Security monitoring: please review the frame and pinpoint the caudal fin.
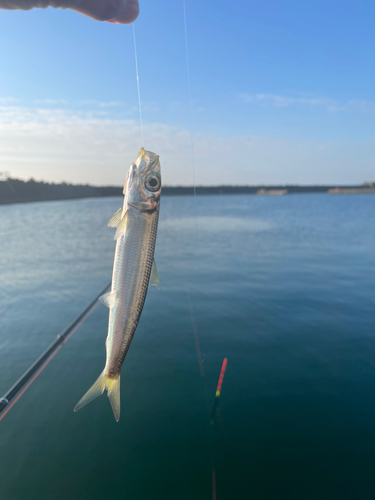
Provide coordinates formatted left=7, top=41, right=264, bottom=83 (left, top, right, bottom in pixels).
left=74, top=372, right=121, bottom=422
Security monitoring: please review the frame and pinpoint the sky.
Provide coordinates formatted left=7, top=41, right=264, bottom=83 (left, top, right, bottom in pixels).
left=0, top=0, right=374, bottom=186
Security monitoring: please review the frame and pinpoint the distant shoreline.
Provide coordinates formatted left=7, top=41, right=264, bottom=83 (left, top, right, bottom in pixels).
left=0, top=178, right=374, bottom=205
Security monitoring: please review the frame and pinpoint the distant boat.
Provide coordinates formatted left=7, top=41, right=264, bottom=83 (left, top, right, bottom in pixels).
left=256, top=188, right=288, bottom=196
left=328, top=183, right=375, bottom=195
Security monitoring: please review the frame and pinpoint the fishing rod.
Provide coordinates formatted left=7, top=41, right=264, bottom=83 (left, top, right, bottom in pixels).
left=0, top=282, right=111, bottom=420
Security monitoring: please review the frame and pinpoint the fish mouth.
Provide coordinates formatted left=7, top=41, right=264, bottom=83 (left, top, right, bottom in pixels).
left=136, top=148, right=160, bottom=170
left=134, top=148, right=149, bottom=169
left=138, top=147, right=148, bottom=161
left=125, top=148, right=160, bottom=211
left=133, top=148, right=161, bottom=185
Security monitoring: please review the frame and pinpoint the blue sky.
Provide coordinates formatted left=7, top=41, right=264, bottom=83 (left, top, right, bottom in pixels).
left=0, top=0, right=374, bottom=185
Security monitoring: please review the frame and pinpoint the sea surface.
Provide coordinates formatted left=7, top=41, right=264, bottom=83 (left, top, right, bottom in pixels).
left=1, top=194, right=375, bottom=500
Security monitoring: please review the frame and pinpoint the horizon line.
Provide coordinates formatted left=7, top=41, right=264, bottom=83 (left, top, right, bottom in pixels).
left=1, top=177, right=374, bottom=189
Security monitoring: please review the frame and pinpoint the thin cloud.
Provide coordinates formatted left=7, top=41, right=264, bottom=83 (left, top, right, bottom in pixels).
left=240, top=93, right=375, bottom=113
left=0, top=97, right=18, bottom=104
left=0, top=104, right=374, bottom=186
left=35, top=99, right=69, bottom=105
left=98, top=101, right=126, bottom=108
left=345, top=99, right=375, bottom=113
left=240, top=93, right=336, bottom=108
left=78, top=99, right=126, bottom=107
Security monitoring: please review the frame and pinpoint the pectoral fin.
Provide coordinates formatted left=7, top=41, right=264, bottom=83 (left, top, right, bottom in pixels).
left=149, top=259, right=160, bottom=289
left=114, top=211, right=128, bottom=240
left=99, top=291, right=116, bottom=308
left=108, top=208, right=123, bottom=228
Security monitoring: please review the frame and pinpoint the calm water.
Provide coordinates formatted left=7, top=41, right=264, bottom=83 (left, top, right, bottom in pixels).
left=1, top=194, right=375, bottom=500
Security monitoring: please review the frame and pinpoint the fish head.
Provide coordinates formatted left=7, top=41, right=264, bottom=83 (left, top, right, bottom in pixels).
left=126, top=148, right=161, bottom=211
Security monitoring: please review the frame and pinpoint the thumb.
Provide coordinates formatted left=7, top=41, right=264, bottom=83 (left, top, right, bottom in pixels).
left=70, top=0, right=139, bottom=24
left=0, top=0, right=139, bottom=24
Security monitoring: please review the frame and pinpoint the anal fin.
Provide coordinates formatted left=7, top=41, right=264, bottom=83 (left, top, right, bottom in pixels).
left=149, top=259, right=160, bottom=289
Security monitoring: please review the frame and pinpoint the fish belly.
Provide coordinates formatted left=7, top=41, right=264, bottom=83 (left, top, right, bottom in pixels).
left=105, top=206, right=159, bottom=378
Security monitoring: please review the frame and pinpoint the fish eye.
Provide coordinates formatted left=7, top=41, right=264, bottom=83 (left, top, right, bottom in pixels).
left=145, top=176, right=160, bottom=192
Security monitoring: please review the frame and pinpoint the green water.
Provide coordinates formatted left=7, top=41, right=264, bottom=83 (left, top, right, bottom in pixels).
left=1, top=194, right=375, bottom=499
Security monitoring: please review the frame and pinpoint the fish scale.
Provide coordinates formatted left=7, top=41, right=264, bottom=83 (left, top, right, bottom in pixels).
left=106, top=207, right=159, bottom=377
left=74, top=148, right=161, bottom=421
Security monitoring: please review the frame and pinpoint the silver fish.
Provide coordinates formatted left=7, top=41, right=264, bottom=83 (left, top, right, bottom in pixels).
left=74, top=148, right=161, bottom=421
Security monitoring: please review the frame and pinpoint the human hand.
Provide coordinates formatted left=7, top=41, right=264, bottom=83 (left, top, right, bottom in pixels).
left=0, top=0, right=139, bottom=24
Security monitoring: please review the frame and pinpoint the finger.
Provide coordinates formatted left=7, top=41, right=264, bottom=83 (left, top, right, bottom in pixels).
left=0, top=0, right=139, bottom=24
left=70, top=0, right=139, bottom=24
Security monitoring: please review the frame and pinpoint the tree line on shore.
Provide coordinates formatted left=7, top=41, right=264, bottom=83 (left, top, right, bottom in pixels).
left=0, top=177, right=366, bottom=205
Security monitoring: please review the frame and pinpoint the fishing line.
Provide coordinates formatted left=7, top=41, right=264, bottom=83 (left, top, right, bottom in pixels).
left=182, top=7, right=229, bottom=499
left=185, top=285, right=204, bottom=378
left=212, top=470, right=217, bottom=500
left=183, top=0, right=197, bottom=199
left=182, top=0, right=205, bottom=384
left=182, top=4, right=220, bottom=499
left=133, top=24, right=144, bottom=147
left=182, top=0, right=202, bottom=378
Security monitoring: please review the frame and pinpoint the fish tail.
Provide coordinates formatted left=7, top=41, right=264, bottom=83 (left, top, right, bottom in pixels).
left=74, top=372, right=121, bottom=422
left=107, top=376, right=121, bottom=422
